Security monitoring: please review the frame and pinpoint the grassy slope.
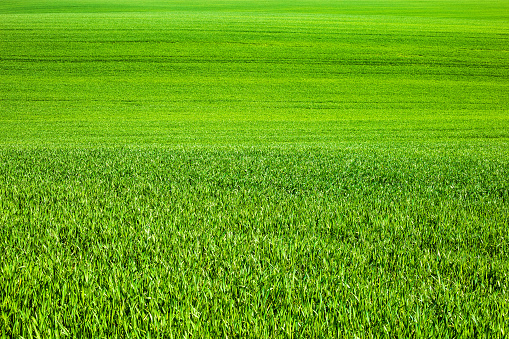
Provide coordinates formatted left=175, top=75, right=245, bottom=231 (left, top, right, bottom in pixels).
left=1, top=1, right=508, bottom=337
left=1, top=3, right=508, bottom=146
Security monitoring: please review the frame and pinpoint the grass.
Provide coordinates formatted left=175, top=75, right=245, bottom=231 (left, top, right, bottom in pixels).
left=1, top=0, right=508, bottom=337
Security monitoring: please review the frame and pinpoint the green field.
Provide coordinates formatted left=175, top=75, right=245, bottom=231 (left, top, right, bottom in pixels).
left=1, top=0, right=509, bottom=337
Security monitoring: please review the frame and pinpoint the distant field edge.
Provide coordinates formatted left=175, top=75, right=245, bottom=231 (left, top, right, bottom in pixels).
left=1, top=0, right=509, bottom=20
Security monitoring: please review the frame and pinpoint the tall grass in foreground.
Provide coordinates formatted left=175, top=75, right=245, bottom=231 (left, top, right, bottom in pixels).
left=1, top=145, right=508, bottom=337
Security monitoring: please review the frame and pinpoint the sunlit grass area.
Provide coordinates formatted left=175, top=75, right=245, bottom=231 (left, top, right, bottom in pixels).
left=1, top=1, right=508, bottom=337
